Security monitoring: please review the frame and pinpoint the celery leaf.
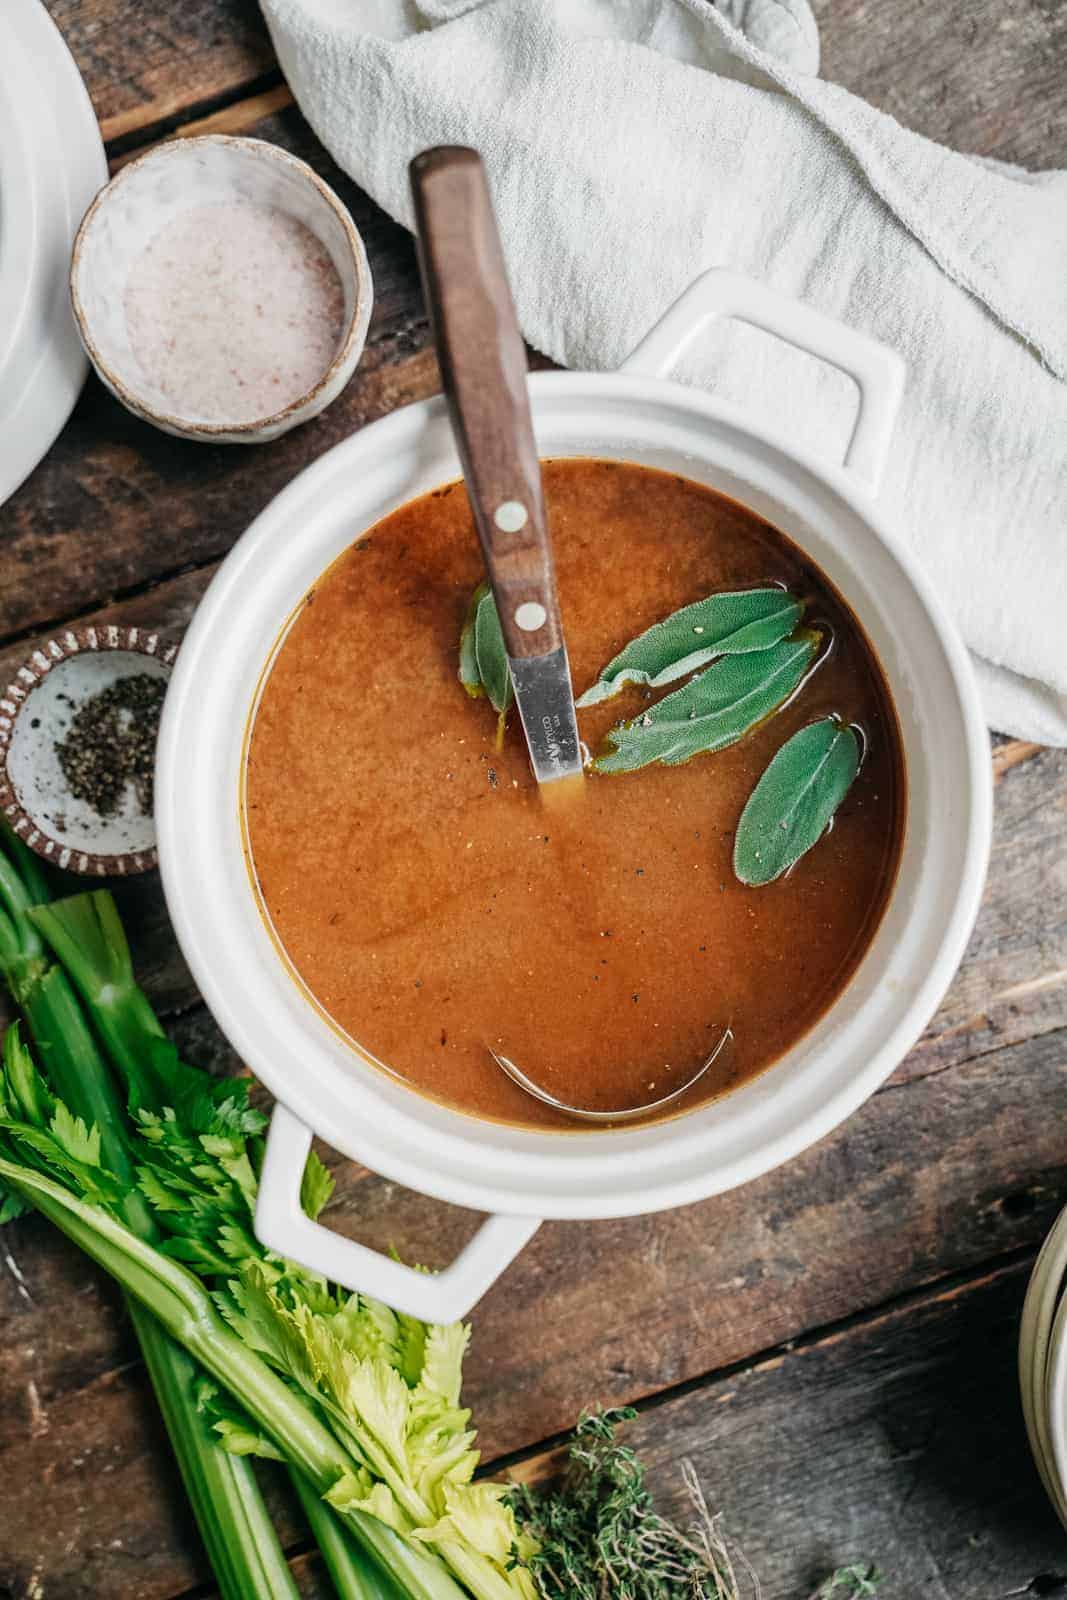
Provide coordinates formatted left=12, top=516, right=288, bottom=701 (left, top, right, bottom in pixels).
left=51, top=1101, right=102, bottom=1169
left=301, top=1148, right=335, bottom=1220
left=196, top=1379, right=285, bottom=1461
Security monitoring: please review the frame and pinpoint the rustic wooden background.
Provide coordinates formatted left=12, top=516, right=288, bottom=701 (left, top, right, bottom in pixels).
left=2, top=2, right=1066, bottom=1596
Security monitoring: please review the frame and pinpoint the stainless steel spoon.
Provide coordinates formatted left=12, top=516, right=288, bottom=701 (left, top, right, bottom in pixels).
left=490, top=1027, right=733, bottom=1124
left=409, top=145, right=583, bottom=790
left=410, top=145, right=728, bottom=1125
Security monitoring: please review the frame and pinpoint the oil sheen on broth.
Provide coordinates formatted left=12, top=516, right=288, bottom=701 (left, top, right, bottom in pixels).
left=245, top=460, right=905, bottom=1131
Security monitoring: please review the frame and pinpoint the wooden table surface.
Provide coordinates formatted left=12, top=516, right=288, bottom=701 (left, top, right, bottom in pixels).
left=2, top=3, right=1066, bottom=1596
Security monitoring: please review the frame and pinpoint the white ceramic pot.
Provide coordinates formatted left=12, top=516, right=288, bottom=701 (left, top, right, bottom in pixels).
left=157, top=269, right=992, bottom=1323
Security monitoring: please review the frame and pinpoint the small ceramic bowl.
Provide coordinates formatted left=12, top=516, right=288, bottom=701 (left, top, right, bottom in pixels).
left=0, top=625, right=178, bottom=875
left=70, top=136, right=373, bottom=443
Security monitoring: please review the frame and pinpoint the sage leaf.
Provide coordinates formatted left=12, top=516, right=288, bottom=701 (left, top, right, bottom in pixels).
left=593, top=633, right=819, bottom=774
left=458, top=586, right=484, bottom=699
left=474, top=586, right=513, bottom=716
left=458, top=582, right=513, bottom=746
left=576, top=587, right=804, bottom=707
left=734, top=717, right=861, bottom=886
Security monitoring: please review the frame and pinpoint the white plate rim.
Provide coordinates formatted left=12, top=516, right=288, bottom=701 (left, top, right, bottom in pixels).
left=0, top=1, right=106, bottom=509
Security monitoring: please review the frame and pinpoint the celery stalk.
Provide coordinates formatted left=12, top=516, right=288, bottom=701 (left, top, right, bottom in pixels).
left=28, top=890, right=164, bottom=1080
left=0, top=826, right=51, bottom=906
left=293, top=1471, right=410, bottom=1600
left=16, top=874, right=464, bottom=1599
left=25, top=890, right=435, bottom=1597
left=32, top=893, right=529, bottom=1600
left=134, top=1307, right=301, bottom=1600
left=20, top=879, right=535, bottom=1600
left=18, top=967, right=300, bottom=1599
left=14, top=963, right=154, bottom=1233
left=0, top=1158, right=467, bottom=1600
left=0, top=838, right=299, bottom=1600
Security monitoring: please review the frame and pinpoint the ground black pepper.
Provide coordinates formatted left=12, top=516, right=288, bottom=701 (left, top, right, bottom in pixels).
left=54, top=673, right=166, bottom=818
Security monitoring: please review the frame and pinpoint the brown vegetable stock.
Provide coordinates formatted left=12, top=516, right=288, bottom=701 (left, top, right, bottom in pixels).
left=245, top=460, right=905, bottom=1131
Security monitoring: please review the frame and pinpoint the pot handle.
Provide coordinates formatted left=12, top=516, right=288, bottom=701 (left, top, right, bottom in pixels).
left=620, top=268, right=905, bottom=494
left=254, top=1102, right=542, bottom=1322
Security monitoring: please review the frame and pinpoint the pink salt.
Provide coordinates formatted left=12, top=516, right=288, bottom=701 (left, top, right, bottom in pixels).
left=124, top=201, right=346, bottom=425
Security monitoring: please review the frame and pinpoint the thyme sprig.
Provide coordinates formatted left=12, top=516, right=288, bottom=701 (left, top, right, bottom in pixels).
left=510, top=1409, right=883, bottom=1600
left=509, top=1408, right=750, bottom=1600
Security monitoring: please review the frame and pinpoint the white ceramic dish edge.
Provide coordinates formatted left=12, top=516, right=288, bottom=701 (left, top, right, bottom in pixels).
left=157, top=270, right=992, bottom=1322
left=0, top=2, right=106, bottom=508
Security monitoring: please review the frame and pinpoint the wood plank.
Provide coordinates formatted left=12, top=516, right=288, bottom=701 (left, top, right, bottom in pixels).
left=504, top=1261, right=1067, bottom=1600
left=3, top=1016, right=1067, bottom=1594
left=814, top=0, right=1067, bottom=167
left=894, top=738, right=1067, bottom=1082
left=44, top=0, right=276, bottom=145
left=0, top=1343, right=315, bottom=1599
left=0, top=101, right=432, bottom=650
left=4, top=1237, right=1064, bottom=1595
left=109, top=85, right=295, bottom=170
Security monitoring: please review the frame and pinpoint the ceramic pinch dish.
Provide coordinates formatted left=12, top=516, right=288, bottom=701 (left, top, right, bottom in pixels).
left=157, top=268, right=993, bottom=1323
left=0, top=625, right=178, bottom=875
left=70, top=136, right=373, bottom=443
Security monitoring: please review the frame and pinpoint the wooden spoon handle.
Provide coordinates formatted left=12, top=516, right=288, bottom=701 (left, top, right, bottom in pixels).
left=410, top=146, right=562, bottom=660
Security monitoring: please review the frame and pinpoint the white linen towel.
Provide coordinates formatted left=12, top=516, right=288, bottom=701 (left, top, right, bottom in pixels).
left=261, top=0, right=1067, bottom=743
